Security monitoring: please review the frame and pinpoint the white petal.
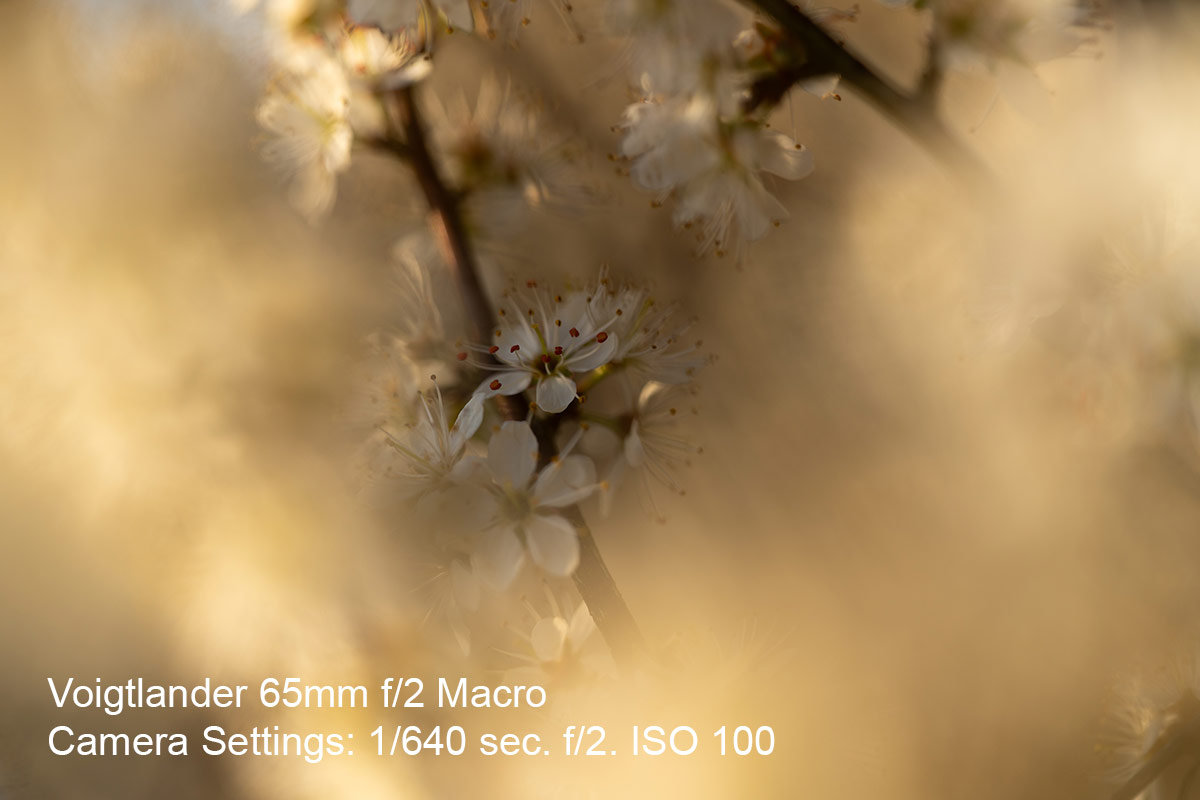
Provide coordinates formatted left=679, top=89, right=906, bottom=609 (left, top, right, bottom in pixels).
left=536, top=375, right=578, bottom=414
left=756, top=131, right=815, bottom=180
left=624, top=422, right=646, bottom=468
left=530, top=617, right=569, bottom=663
left=452, top=392, right=485, bottom=442
left=799, top=74, right=840, bottom=100
left=379, top=57, right=433, bottom=91
left=476, top=370, right=532, bottom=397
left=450, top=560, right=480, bottom=612
left=471, top=525, right=525, bottom=590
left=566, top=603, right=596, bottom=652
left=488, top=421, right=538, bottom=489
left=524, top=514, right=580, bottom=577
left=532, top=454, right=597, bottom=508
left=566, top=333, right=618, bottom=373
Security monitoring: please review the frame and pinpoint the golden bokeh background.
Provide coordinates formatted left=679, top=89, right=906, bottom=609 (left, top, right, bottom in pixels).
left=4, top=1, right=1200, bottom=797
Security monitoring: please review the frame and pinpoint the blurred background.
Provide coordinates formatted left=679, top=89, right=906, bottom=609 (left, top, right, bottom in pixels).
left=4, top=0, right=1200, bottom=797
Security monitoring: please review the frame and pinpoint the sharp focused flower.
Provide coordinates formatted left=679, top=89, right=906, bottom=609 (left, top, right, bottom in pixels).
left=471, top=422, right=597, bottom=587
left=473, top=285, right=619, bottom=414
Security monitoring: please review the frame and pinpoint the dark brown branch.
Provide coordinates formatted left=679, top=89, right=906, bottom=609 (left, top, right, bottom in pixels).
left=390, top=86, right=525, bottom=422
left=388, top=84, right=647, bottom=665
left=740, top=0, right=988, bottom=182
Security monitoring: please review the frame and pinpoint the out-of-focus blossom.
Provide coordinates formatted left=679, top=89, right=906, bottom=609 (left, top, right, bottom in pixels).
left=606, top=0, right=747, bottom=93
left=505, top=596, right=617, bottom=684
left=380, top=389, right=485, bottom=489
left=599, top=380, right=700, bottom=517
left=585, top=269, right=709, bottom=383
left=471, top=422, right=596, bottom=587
left=256, top=43, right=353, bottom=220
left=425, top=77, right=588, bottom=239
left=620, top=91, right=813, bottom=259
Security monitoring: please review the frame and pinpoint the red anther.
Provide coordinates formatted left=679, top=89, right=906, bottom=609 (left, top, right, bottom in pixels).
left=488, top=345, right=500, bottom=354
left=541, top=354, right=551, bottom=364
left=510, top=344, right=521, bottom=353
left=596, top=332, right=609, bottom=343
left=527, top=280, right=537, bottom=288
left=554, top=346, right=563, bottom=356
left=489, top=379, right=502, bottom=391
left=569, top=328, right=580, bottom=338
left=456, top=352, right=468, bottom=361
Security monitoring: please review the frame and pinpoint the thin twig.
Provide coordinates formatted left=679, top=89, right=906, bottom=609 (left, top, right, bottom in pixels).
left=740, top=0, right=989, bottom=182
left=388, top=84, right=647, bottom=665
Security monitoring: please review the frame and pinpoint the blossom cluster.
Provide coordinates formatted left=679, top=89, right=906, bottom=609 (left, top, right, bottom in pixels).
left=359, top=263, right=707, bottom=656
left=611, top=0, right=817, bottom=261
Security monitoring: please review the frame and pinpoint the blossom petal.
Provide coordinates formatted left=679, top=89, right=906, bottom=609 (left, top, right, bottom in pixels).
left=524, top=513, right=580, bottom=577
left=566, top=603, right=596, bottom=652
left=533, top=454, right=597, bottom=508
left=452, top=392, right=485, bottom=443
left=450, top=559, right=480, bottom=613
left=476, top=370, right=532, bottom=398
left=487, top=421, right=538, bottom=489
left=471, top=525, right=525, bottom=590
left=566, top=333, right=618, bottom=373
left=530, top=617, right=569, bottom=663
left=536, top=375, right=578, bottom=414
left=756, top=131, right=815, bottom=180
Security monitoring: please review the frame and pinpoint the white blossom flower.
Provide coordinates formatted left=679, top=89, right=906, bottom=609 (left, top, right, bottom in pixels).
left=606, top=0, right=746, bottom=93
left=599, top=381, right=701, bottom=519
left=256, top=44, right=353, bottom=220
left=471, top=422, right=596, bottom=587
left=504, top=596, right=617, bottom=684
left=339, top=24, right=431, bottom=88
left=425, top=77, right=587, bottom=239
left=337, top=24, right=432, bottom=137
left=584, top=269, right=709, bottom=384
left=620, top=91, right=813, bottom=259
left=933, top=0, right=1092, bottom=117
left=473, top=285, right=619, bottom=414
left=379, top=388, right=485, bottom=488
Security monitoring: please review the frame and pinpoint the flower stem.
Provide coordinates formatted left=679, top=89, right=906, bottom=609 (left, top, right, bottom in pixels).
left=388, top=84, right=647, bottom=665
left=739, top=0, right=989, bottom=182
